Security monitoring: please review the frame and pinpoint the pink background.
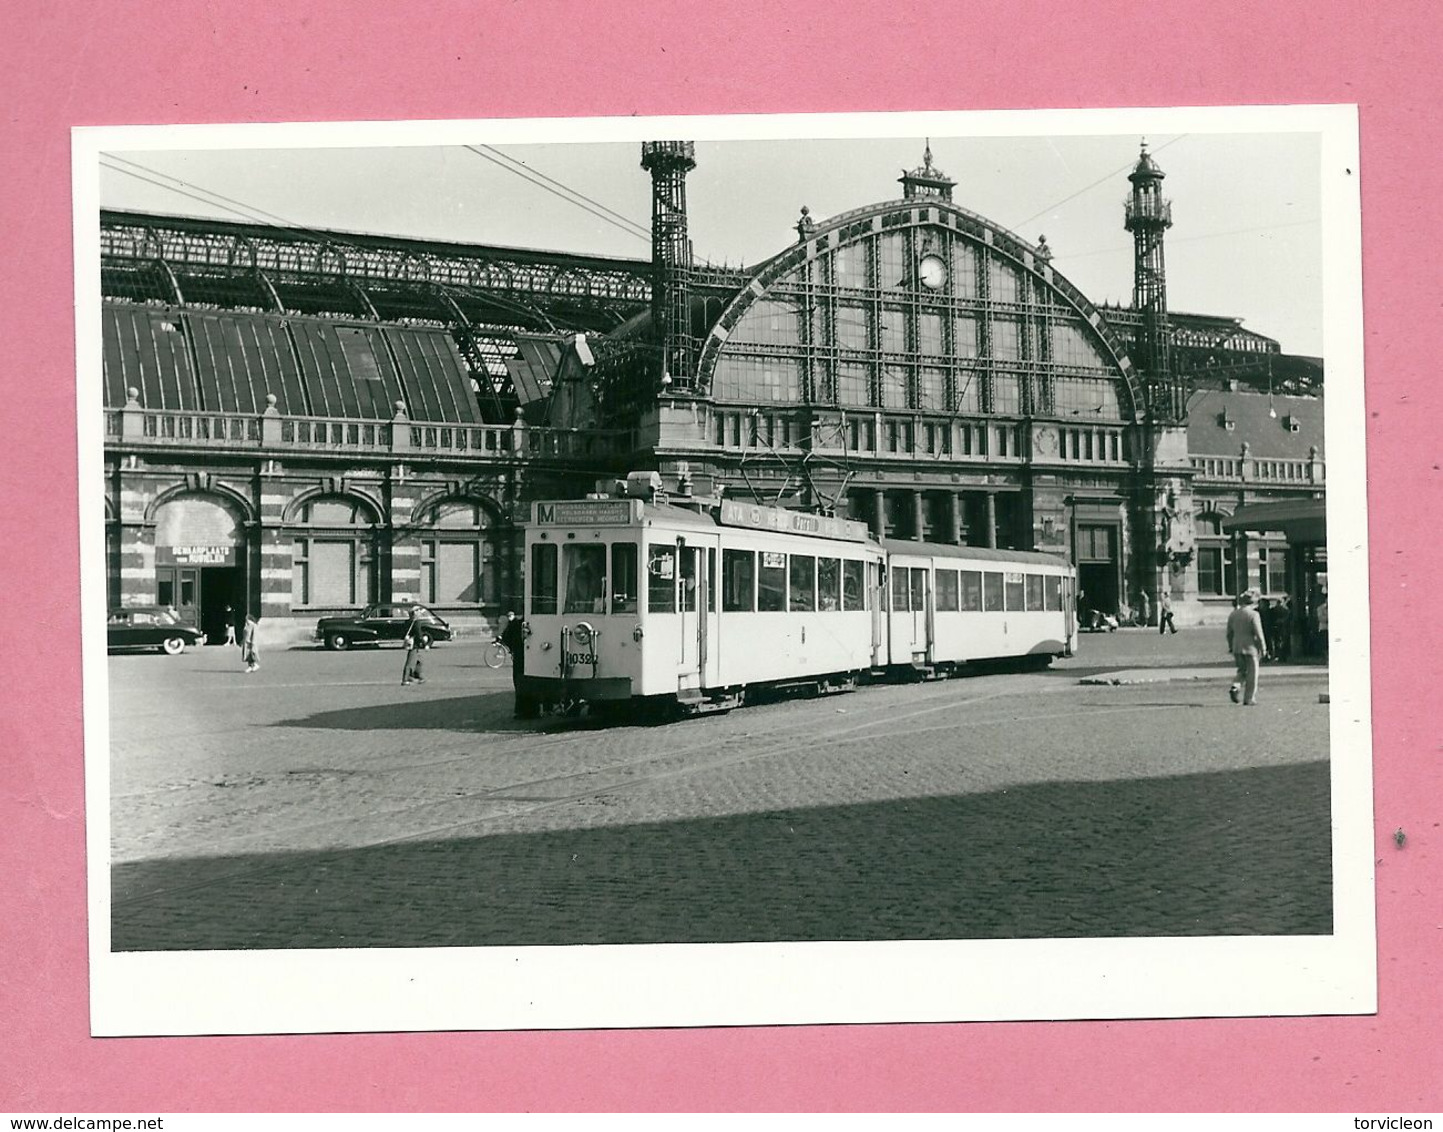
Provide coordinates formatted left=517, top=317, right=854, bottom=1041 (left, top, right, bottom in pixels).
left=2, top=0, right=1438, bottom=1112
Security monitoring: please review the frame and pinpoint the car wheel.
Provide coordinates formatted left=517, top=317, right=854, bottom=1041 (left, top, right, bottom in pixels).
left=327, top=633, right=349, bottom=651
left=162, top=636, right=187, bottom=656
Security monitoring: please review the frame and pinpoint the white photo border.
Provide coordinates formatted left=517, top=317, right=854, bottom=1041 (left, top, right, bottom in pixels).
left=75, top=104, right=1373, bottom=1036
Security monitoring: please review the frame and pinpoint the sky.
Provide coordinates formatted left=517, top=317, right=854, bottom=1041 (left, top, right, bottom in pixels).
left=99, top=127, right=1325, bottom=356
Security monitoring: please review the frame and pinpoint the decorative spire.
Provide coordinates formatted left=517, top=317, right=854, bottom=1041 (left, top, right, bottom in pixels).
left=900, top=140, right=955, bottom=202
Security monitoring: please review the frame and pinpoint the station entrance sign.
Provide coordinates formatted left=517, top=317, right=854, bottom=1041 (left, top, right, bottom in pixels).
left=718, top=500, right=870, bottom=543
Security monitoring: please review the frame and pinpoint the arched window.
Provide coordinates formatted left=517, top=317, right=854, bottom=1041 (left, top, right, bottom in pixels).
left=418, top=499, right=497, bottom=607
left=290, top=496, right=377, bottom=608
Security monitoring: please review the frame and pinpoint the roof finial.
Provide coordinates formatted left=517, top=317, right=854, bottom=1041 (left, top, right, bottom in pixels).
left=923, top=138, right=934, bottom=170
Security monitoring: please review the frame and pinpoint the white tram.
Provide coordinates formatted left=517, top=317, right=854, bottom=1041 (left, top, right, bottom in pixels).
left=516, top=484, right=1076, bottom=717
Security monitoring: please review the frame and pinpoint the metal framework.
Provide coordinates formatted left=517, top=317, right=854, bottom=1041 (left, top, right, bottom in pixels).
left=640, top=142, right=697, bottom=384
left=1124, top=142, right=1183, bottom=423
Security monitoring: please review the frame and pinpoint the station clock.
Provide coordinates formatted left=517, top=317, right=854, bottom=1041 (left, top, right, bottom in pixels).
left=918, top=254, right=947, bottom=290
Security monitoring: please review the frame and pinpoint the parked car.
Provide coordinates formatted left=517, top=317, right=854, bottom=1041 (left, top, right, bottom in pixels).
left=107, top=606, right=207, bottom=655
left=314, top=603, right=454, bottom=651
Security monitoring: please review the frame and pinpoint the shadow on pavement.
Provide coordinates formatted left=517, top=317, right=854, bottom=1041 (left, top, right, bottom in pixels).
left=112, top=760, right=1332, bottom=951
left=274, top=691, right=535, bottom=733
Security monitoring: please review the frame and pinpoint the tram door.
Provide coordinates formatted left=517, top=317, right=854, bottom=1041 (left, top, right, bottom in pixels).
left=888, top=561, right=933, bottom=665
left=677, top=541, right=719, bottom=692
left=869, top=560, right=885, bottom=667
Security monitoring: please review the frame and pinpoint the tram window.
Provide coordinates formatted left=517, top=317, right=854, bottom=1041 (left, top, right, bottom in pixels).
left=1045, top=574, right=1062, bottom=611
left=909, top=568, right=927, bottom=612
left=959, top=570, right=983, bottom=611
left=936, top=569, right=960, bottom=611
left=983, top=572, right=1004, bottom=611
left=647, top=545, right=676, bottom=613
left=1005, top=572, right=1026, bottom=611
left=530, top=542, right=558, bottom=615
left=790, top=555, right=817, bottom=612
left=563, top=544, right=607, bottom=614
left=722, top=549, right=755, bottom=612
left=842, top=560, right=866, bottom=611
left=891, top=567, right=911, bottom=612
left=758, top=551, right=786, bottom=611
left=680, top=548, right=699, bottom=612
left=611, top=543, right=638, bottom=614
left=818, top=558, right=841, bottom=611
left=1026, top=575, right=1044, bottom=611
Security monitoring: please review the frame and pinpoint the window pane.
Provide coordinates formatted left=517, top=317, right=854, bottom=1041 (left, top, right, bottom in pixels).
left=891, top=566, right=910, bottom=611
left=840, top=560, right=865, bottom=611
left=909, top=568, right=926, bottom=611
left=983, top=571, right=1004, bottom=611
left=758, top=552, right=786, bottom=611
left=438, top=541, right=481, bottom=604
left=312, top=541, right=355, bottom=606
left=647, top=545, right=676, bottom=613
left=562, top=544, right=607, bottom=614
left=530, top=542, right=557, bottom=615
left=680, top=547, right=700, bottom=613
left=1005, top=572, right=1026, bottom=611
left=159, top=576, right=175, bottom=607
left=1026, top=575, right=1044, bottom=611
left=960, top=570, right=983, bottom=611
left=818, top=557, right=841, bottom=611
left=722, top=549, right=755, bottom=612
left=611, top=543, right=638, bottom=613
left=789, top=555, right=816, bottom=612
left=1045, top=574, right=1062, bottom=611
left=936, top=569, right=960, bottom=611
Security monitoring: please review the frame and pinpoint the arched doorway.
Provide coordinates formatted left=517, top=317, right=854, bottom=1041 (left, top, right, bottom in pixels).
left=152, top=492, right=247, bottom=644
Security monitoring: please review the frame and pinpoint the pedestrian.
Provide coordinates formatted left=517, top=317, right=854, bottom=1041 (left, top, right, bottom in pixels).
left=1139, top=590, right=1153, bottom=628
left=223, top=605, right=236, bottom=646
left=401, top=608, right=427, bottom=685
left=1315, top=597, right=1329, bottom=659
left=1158, top=589, right=1177, bottom=635
left=1226, top=590, right=1268, bottom=706
left=1257, top=598, right=1275, bottom=661
left=499, top=610, right=534, bottom=718
left=1274, top=594, right=1294, bottom=662
left=241, top=613, right=259, bottom=673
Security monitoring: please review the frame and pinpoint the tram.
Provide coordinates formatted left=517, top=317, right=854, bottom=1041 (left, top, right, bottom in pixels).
left=516, top=477, right=1076, bottom=717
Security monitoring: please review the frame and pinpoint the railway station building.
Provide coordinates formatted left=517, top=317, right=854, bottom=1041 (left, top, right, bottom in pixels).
left=98, top=139, right=1326, bottom=647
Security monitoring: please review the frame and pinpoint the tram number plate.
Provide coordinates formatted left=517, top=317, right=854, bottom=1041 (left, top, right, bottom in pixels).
left=565, top=651, right=597, bottom=667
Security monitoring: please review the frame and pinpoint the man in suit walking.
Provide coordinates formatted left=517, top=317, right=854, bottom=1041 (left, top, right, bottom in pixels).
left=1226, top=590, right=1268, bottom=706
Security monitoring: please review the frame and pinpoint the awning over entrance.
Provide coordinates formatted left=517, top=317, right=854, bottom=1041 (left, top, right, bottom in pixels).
left=1223, top=498, right=1326, bottom=543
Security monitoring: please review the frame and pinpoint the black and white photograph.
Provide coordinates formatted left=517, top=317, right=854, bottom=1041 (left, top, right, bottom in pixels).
left=76, top=107, right=1372, bottom=1035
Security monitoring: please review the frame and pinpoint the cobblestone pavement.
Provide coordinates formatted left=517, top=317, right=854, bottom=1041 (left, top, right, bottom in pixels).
left=107, top=630, right=1332, bottom=950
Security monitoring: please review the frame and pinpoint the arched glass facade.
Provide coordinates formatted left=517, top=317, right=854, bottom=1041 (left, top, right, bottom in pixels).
left=709, top=218, right=1126, bottom=419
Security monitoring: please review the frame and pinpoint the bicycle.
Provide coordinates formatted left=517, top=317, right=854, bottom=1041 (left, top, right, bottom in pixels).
left=482, top=637, right=511, bottom=669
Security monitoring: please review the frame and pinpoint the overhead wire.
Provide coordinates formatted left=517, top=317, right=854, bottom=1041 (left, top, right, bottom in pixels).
left=462, top=145, right=652, bottom=246
left=466, top=144, right=652, bottom=242
left=99, top=155, right=575, bottom=330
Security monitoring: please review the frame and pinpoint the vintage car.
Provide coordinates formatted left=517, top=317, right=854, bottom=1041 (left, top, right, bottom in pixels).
left=107, top=606, right=207, bottom=655
left=313, top=603, right=454, bottom=651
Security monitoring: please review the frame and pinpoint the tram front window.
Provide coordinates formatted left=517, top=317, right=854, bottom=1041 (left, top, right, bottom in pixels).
left=563, top=544, right=607, bottom=614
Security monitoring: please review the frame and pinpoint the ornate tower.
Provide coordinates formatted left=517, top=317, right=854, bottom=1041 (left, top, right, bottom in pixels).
left=1124, top=140, right=1181, bottom=422
left=640, top=141, right=697, bottom=387
left=899, top=140, right=955, bottom=202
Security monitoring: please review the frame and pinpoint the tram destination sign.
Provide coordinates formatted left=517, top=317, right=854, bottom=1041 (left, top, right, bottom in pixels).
left=718, top=500, right=870, bottom=543
left=534, top=500, right=638, bottom=526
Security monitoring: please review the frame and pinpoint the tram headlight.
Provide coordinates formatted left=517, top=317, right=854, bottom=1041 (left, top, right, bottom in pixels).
left=632, top=625, right=644, bottom=642
left=573, top=621, right=597, bottom=646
